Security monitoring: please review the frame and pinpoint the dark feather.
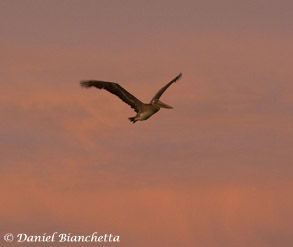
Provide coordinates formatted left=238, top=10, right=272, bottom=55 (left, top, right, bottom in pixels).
left=151, top=73, right=182, bottom=102
left=80, top=80, right=143, bottom=113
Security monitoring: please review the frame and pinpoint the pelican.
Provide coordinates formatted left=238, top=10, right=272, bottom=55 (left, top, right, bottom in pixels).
left=80, top=73, right=182, bottom=123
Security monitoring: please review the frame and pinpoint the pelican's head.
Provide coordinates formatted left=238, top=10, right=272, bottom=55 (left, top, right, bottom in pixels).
left=152, top=99, right=173, bottom=109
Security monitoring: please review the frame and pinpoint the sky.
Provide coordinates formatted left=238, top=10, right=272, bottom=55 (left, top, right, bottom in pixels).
left=0, top=0, right=293, bottom=246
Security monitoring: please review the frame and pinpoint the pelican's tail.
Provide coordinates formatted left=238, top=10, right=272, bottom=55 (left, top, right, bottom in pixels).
left=128, top=117, right=137, bottom=124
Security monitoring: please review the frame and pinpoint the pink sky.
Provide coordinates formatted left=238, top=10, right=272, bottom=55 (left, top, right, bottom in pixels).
left=1, top=1, right=293, bottom=246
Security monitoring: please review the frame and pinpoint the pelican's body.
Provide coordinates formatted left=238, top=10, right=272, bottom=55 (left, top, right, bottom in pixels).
left=80, top=73, right=182, bottom=123
left=130, top=102, right=160, bottom=122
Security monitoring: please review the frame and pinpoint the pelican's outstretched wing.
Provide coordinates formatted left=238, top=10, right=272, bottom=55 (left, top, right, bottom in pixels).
left=80, top=80, right=143, bottom=113
left=151, top=73, right=182, bottom=102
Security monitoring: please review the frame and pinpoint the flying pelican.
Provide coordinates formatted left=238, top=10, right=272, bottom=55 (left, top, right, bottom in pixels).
left=80, top=73, right=182, bottom=123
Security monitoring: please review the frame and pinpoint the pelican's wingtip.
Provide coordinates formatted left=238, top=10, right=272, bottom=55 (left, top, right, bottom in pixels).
left=80, top=80, right=92, bottom=88
left=174, top=73, right=183, bottom=82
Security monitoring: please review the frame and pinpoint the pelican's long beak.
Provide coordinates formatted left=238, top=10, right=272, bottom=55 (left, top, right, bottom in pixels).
left=157, top=100, right=173, bottom=109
